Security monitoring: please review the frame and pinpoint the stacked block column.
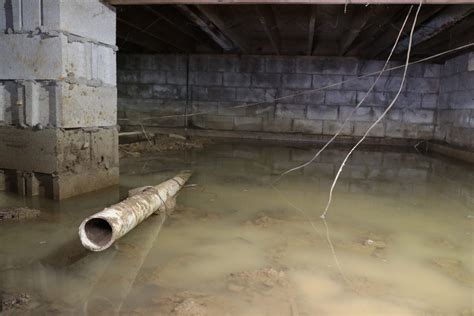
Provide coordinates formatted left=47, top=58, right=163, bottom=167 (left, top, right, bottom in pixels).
left=0, top=0, right=118, bottom=199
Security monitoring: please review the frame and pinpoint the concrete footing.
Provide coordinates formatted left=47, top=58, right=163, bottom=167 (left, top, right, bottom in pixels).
left=0, top=126, right=119, bottom=199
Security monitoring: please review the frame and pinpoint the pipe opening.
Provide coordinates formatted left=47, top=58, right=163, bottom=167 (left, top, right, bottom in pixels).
left=84, top=218, right=113, bottom=248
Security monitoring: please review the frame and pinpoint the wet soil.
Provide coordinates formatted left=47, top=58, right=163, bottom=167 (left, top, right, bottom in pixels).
left=119, top=136, right=211, bottom=158
left=0, top=207, right=40, bottom=221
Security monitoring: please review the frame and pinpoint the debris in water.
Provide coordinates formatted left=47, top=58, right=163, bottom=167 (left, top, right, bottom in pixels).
left=0, top=207, right=40, bottom=221
left=119, top=136, right=211, bottom=158
left=1, top=293, right=31, bottom=312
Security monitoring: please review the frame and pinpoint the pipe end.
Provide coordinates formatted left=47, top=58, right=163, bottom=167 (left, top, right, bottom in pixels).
left=79, top=217, right=114, bottom=252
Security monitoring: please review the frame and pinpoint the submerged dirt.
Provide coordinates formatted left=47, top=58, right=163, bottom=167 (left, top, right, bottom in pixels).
left=0, top=207, right=40, bottom=221
left=119, top=135, right=211, bottom=158
left=0, top=143, right=473, bottom=315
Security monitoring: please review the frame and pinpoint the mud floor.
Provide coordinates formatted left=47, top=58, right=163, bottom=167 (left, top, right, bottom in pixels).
left=0, top=142, right=473, bottom=315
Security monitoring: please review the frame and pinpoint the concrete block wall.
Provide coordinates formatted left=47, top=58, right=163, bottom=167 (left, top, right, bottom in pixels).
left=435, top=52, right=474, bottom=149
left=0, top=0, right=119, bottom=199
left=118, top=54, right=440, bottom=141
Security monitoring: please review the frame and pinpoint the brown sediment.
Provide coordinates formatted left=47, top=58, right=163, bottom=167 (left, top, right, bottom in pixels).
left=0, top=207, right=41, bottom=221
left=119, top=136, right=212, bottom=158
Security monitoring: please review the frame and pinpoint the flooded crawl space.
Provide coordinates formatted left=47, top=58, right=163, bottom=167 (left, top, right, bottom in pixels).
left=0, top=141, right=473, bottom=315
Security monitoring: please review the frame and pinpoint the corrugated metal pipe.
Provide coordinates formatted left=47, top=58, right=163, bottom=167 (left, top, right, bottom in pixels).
left=78, top=171, right=192, bottom=252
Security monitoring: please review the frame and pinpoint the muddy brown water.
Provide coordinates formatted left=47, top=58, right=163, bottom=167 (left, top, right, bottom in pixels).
left=0, top=142, right=473, bottom=315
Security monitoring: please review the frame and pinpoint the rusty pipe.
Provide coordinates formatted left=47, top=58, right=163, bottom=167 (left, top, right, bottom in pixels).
left=78, top=171, right=192, bottom=252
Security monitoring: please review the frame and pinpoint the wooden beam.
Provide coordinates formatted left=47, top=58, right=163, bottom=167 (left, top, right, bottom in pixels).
left=195, top=5, right=250, bottom=53
left=344, top=6, right=404, bottom=56
left=256, top=5, right=281, bottom=55
left=368, top=5, right=445, bottom=59
left=339, top=8, right=376, bottom=56
left=307, top=5, right=317, bottom=55
left=118, top=6, right=194, bottom=52
left=117, top=21, right=167, bottom=53
left=107, top=0, right=474, bottom=5
left=143, top=6, right=221, bottom=51
left=176, top=5, right=236, bottom=52
left=394, top=5, right=474, bottom=55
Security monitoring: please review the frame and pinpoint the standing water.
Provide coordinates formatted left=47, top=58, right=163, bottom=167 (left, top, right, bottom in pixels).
left=0, top=142, right=473, bottom=315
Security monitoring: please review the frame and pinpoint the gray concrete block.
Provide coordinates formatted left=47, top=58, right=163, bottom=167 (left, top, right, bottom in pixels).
left=424, top=64, right=442, bottom=78
left=357, top=91, right=391, bottom=107
left=421, top=94, right=438, bottom=109
left=353, top=121, right=385, bottom=137
left=223, top=73, right=251, bottom=87
left=118, top=70, right=140, bottom=83
left=237, top=56, right=264, bottom=73
left=450, top=91, right=473, bottom=109
left=191, top=86, right=208, bottom=101
left=197, top=115, right=233, bottom=130
left=282, top=74, right=312, bottom=89
left=207, top=87, right=236, bottom=102
left=94, top=44, right=117, bottom=86
left=416, top=124, right=434, bottom=139
left=154, top=55, right=186, bottom=71
left=120, top=84, right=152, bottom=99
left=0, top=33, right=63, bottom=80
left=208, top=55, right=237, bottom=72
left=166, top=71, right=187, bottom=85
left=265, top=57, right=296, bottom=73
left=393, top=93, right=422, bottom=108
left=325, top=91, right=356, bottom=105
left=262, top=118, right=292, bottom=132
left=339, top=106, right=374, bottom=122
left=192, top=101, right=218, bottom=113
left=307, top=105, right=338, bottom=120
left=252, top=73, right=281, bottom=88
left=452, top=109, right=472, bottom=127
left=278, top=89, right=324, bottom=105
left=265, top=89, right=279, bottom=102
left=140, top=70, right=166, bottom=84
left=235, top=88, right=265, bottom=102
left=387, top=109, right=403, bottom=121
left=385, top=121, right=405, bottom=138
left=275, top=104, right=306, bottom=119
left=322, top=120, right=353, bottom=136
left=469, top=52, right=474, bottom=72
left=342, top=76, right=376, bottom=91
left=189, top=55, right=209, bottom=72
left=357, top=60, right=386, bottom=76
left=217, top=102, right=247, bottom=116
left=374, top=76, right=405, bottom=92
left=58, top=83, right=117, bottom=128
left=153, top=85, right=185, bottom=100
left=191, top=72, right=222, bottom=86
left=295, top=57, right=324, bottom=74
left=406, top=78, right=439, bottom=94
left=234, top=116, right=263, bottom=131
left=403, top=109, right=434, bottom=124
left=57, top=0, right=116, bottom=45
left=323, top=57, right=359, bottom=75
left=312, top=75, right=343, bottom=90
left=292, top=118, right=323, bottom=134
